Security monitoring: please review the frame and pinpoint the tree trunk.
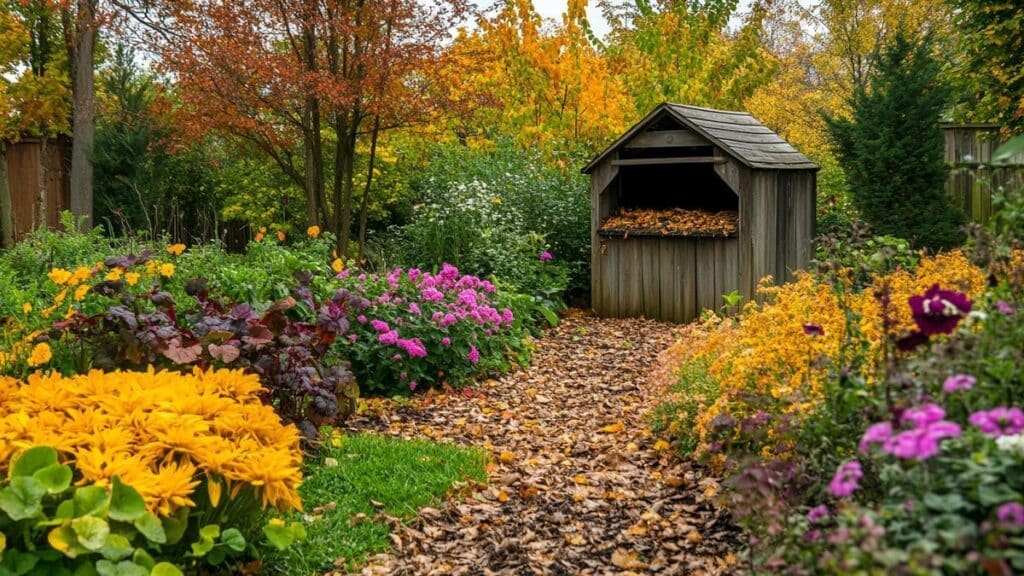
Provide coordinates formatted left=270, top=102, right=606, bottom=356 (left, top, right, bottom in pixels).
left=357, top=116, right=381, bottom=261
left=301, top=4, right=325, bottom=227
left=337, top=122, right=357, bottom=259
left=0, top=142, right=12, bottom=248
left=70, top=0, right=97, bottom=227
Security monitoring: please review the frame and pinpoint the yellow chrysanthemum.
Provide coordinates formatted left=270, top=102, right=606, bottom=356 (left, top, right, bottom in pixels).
left=159, top=263, right=175, bottom=278
left=21, top=302, right=31, bottom=314
left=48, top=268, right=72, bottom=285
left=27, top=342, right=52, bottom=367
left=125, top=272, right=140, bottom=286
left=69, top=267, right=92, bottom=286
left=306, top=225, right=320, bottom=238
left=73, top=284, right=90, bottom=302
left=331, top=258, right=344, bottom=273
left=166, top=244, right=186, bottom=256
left=105, top=268, right=124, bottom=282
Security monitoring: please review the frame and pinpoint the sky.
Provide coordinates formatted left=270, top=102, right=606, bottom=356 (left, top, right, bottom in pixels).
left=527, top=0, right=761, bottom=39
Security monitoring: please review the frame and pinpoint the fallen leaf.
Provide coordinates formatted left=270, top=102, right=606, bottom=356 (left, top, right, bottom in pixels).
left=600, top=421, right=625, bottom=434
left=653, top=439, right=671, bottom=451
left=564, top=533, right=586, bottom=546
left=498, top=451, right=515, bottom=464
left=611, top=549, right=648, bottom=570
left=496, top=490, right=509, bottom=503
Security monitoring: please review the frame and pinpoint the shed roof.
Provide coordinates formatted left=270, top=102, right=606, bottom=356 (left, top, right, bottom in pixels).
left=582, top=103, right=818, bottom=173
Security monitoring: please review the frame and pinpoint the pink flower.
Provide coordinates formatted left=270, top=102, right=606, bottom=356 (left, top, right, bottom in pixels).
left=409, top=380, right=418, bottom=391
left=440, top=313, right=457, bottom=327
left=348, top=334, right=358, bottom=344
left=441, top=337, right=451, bottom=347
left=859, top=421, right=893, bottom=453
left=468, top=345, right=479, bottom=364
left=357, top=315, right=368, bottom=324
left=421, top=288, right=444, bottom=302
left=378, top=330, right=399, bottom=345
left=807, top=505, right=829, bottom=524
left=883, top=421, right=961, bottom=460
left=370, top=319, right=390, bottom=333
left=908, top=285, right=971, bottom=336
left=540, top=251, right=552, bottom=262
left=457, top=289, right=478, bottom=308
left=502, top=308, right=514, bottom=323
left=408, top=303, right=421, bottom=315
left=969, top=407, right=1024, bottom=437
left=828, top=460, right=862, bottom=498
left=903, top=403, right=946, bottom=428
left=397, top=338, right=428, bottom=358
left=997, top=502, right=1024, bottom=528
left=942, top=374, right=975, bottom=393
left=996, top=300, right=1016, bottom=315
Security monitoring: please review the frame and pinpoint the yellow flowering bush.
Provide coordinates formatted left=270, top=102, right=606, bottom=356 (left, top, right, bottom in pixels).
left=0, top=367, right=303, bottom=517
left=662, top=250, right=987, bottom=464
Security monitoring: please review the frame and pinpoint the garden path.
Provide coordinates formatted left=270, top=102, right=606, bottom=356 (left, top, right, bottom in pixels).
left=343, top=312, right=738, bottom=575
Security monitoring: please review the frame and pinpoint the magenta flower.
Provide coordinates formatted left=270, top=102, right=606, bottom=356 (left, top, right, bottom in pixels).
left=408, top=380, right=418, bottom=391
left=378, top=330, right=399, bottom=346
left=357, top=315, right=368, bottom=324
left=408, top=303, right=421, bottom=315
left=468, top=345, right=480, bottom=364
left=370, top=319, right=390, bottom=333
left=502, top=308, right=514, bottom=323
left=996, top=300, right=1016, bottom=315
left=803, top=323, right=825, bottom=336
left=441, top=337, right=451, bottom=347
left=903, top=403, right=946, bottom=428
left=348, top=334, right=358, bottom=344
left=883, top=421, right=961, bottom=460
left=997, top=502, right=1024, bottom=528
left=440, top=313, right=457, bottom=327
left=807, top=504, right=829, bottom=524
left=828, top=460, right=862, bottom=498
left=942, top=374, right=975, bottom=393
left=859, top=421, right=893, bottom=453
left=421, top=288, right=444, bottom=302
left=969, top=407, right=1024, bottom=437
left=457, top=289, right=478, bottom=308
left=397, top=338, right=428, bottom=358
left=540, top=251, right=553, bottom=262
left=908, top=285, right=972, bottom=336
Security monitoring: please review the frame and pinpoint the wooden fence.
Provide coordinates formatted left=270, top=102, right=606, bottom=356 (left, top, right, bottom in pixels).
left=0, top=137, right=71, bottom=248
left=943, top=124, right=1024, bottom=224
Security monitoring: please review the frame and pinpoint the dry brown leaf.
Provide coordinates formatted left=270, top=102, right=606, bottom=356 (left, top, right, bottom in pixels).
left=498, top=451, right=516, bottom=464
left=611, top=549, right=648, bottom=570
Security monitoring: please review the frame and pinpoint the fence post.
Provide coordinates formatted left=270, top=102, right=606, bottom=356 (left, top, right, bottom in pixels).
left=0, top=142, right=12, bottom=248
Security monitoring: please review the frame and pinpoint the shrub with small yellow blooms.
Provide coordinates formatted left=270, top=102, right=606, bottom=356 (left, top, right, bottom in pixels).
left=663, top=250, right=987, bottom=465
left=0, top=368, right=303, bottom=517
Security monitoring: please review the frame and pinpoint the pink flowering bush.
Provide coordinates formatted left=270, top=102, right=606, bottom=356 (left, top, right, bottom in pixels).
left=332, top=264, right=530, bottom=395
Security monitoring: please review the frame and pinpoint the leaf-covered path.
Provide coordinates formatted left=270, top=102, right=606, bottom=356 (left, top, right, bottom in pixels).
left=343, top=312, right=739, bottom=575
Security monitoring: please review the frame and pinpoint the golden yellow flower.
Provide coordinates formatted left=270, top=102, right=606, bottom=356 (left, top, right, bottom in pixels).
left=491, top=196, right=501, bottom=205
left=27, top=342, right=52, bottom=367
left=125, top=272, right=140, bottom=286
left=331, top=258, right=344, bottom=273
left=69, top=267, right=92, bottom=286
left=259, top=226, right=267, bottom=234
left=105, top=268, right=123, bottom=282
left=48, top=268, right=72, bottom=285
left=307, top=225, right=320, bottom=238
left=159, top=263, right=175, bottom=278
left=73, top=284, right=90, bottom=302
left=21, top=302, right=31, bottom=314
left=166, top=243, right=186, bottom=256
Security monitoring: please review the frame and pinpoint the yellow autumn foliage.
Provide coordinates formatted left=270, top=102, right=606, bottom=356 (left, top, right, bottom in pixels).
left=0, top=368, right=303, bottom=517
left=670, top=250, right=986, bottom=462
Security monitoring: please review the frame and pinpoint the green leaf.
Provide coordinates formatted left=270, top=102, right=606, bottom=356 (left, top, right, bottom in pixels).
left=74, top=486, right=109, bottom=518
left=262, top=522, right=296, bottom=550
left=189, top=537, right=214, bottom=558
left=132, top=513, right=166, bottom=544
left=0, top=477, right=47, bottom=520
left=923, top=492, right=967, bottom=512
left=978, top=483, right=1021, bottom=506
left=149, top=564, right=183, bottom=576
left=55, top=500, right=75, bottom=520
left=98, top=534, right=133, bottom=562
left=107, top=477, right=145, bottom=522
left=34, top=464, right=73, bottom=494
left=48, top=525, right=90, bottom=559
left=71, top=516, right=110, bottom=551
left=73, top=563, right=100, bottom=576
left=537, top=306, right=559, bottom=327
left=160, top=508, right=189, bottom=546
left=220, top=528, right=245, bottom=553
left=130, top=549, right=154, bottom=570
left=10, top=446, right=59, bottom=479
left=198, top=524, right=220, bottom=540
left=289, top=522, right=307, bottom=541
left=994, top=134, right=1024, bottom=163
left=94, top=560, right=147, bottom=576
left=206, top=547, right=226, bottom=566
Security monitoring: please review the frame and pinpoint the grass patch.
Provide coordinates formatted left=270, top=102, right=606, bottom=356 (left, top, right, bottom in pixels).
left=266, top=434, right=488, bottom=575
left=648, top=359, right=721, bottom=455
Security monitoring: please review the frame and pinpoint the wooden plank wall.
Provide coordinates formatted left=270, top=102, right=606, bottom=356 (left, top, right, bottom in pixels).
left=595, top=235, right=739, bottom=322
left=775, top=171, right=816, bottom=282
left=1, top=138, right=71, bottom=246
left=590, top=152, right=619, bottom=313
left=942, top=125, right=1024, bottom=225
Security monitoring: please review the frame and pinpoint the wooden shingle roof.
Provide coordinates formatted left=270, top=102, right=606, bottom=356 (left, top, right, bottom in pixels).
left=582, top=103, right=818, bottom=173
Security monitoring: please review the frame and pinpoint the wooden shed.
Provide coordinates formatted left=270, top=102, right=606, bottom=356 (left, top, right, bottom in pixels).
left=583, top=103, right=818, bottom=323
left=942, top=123, right=1024, bottom=224
left=0, top=137, right=72, bottom=248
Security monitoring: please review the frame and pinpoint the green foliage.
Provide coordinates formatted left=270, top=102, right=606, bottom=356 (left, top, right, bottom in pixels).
left=396, top=140, right=585, bottom=302
left=268, top=434, right=487, bottom=574
left=949, top=0, right=1024, bottom=132
left=814, top=224, right=920, bottom=288
left=825, top=31, right=966, bottom=251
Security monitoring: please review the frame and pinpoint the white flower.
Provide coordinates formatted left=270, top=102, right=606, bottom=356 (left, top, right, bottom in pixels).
left=995, top=434, right=1024, bottom=455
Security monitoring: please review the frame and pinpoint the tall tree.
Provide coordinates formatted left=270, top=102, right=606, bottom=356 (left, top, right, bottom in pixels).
left=66, top=0, right=97, bottom=225
left=151, top=0, right=465, bottom=257
left=825, top=31, right=964, bottom=250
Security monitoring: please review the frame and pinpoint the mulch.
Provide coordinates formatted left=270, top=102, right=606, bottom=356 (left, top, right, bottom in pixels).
left=338, top=311, right=740, bottom=575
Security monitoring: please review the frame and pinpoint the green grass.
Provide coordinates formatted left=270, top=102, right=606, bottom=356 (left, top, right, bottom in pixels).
left=266, top=434, right=488, bottom=575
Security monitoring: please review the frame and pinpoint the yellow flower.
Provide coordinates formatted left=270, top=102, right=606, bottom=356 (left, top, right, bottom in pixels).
left=306, top=225, right=320, bottom=238
left=259, top=226, right=267, bottom=234
left=105, top=268, right=124, bottom=282
left=166, top=244, right=186, bottom=256
left=48, top=268, right=72, bottom=285
left=125, top=272, right=140, bottom=286
left=159, top=263, right=175, bottom=278
left=27, top=343, right=52, bottom=367
left=491, top=196, right=502, bottom=205
left=73, top=285, right=90, bottom=302
left=331, top=258, right=344, bottom=273
left=69, top=267, right=92, bottom=286
left=21, top=303, right=31, bottom=314
left=276, top=230, right=286, bottom=242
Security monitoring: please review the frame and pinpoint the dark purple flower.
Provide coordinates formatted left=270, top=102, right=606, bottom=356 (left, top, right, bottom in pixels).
left=943, top=374, right=975, bottom=393
left=896, top=331, right=929, bottom=351
left=996, top=300, right=1016, bottom=315
left=828, top=460, right=862, bottom=498
left=908, top=285, right=972, bottom=336
left=803, top=323, right=825, bottom=336
left=859, top=421, right=893, bottom=453
left=969, top=407, right=1024, bottom=437
left=540, top=251, right=553, bottom=262
left=807, top=505, right=830, bottom=524
left=996, top=502, right=1024, bottom=528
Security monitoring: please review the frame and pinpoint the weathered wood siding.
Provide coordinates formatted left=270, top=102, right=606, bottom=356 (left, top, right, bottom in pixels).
left=1, top=138, right=71, bottom=247
left=942, top=124, right=1024, bottom=225
left=594, top=234, right=739, bottom=322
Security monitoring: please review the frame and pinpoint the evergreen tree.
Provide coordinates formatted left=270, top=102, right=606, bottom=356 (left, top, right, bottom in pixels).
left=826, top=31, right=965, bottom=251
